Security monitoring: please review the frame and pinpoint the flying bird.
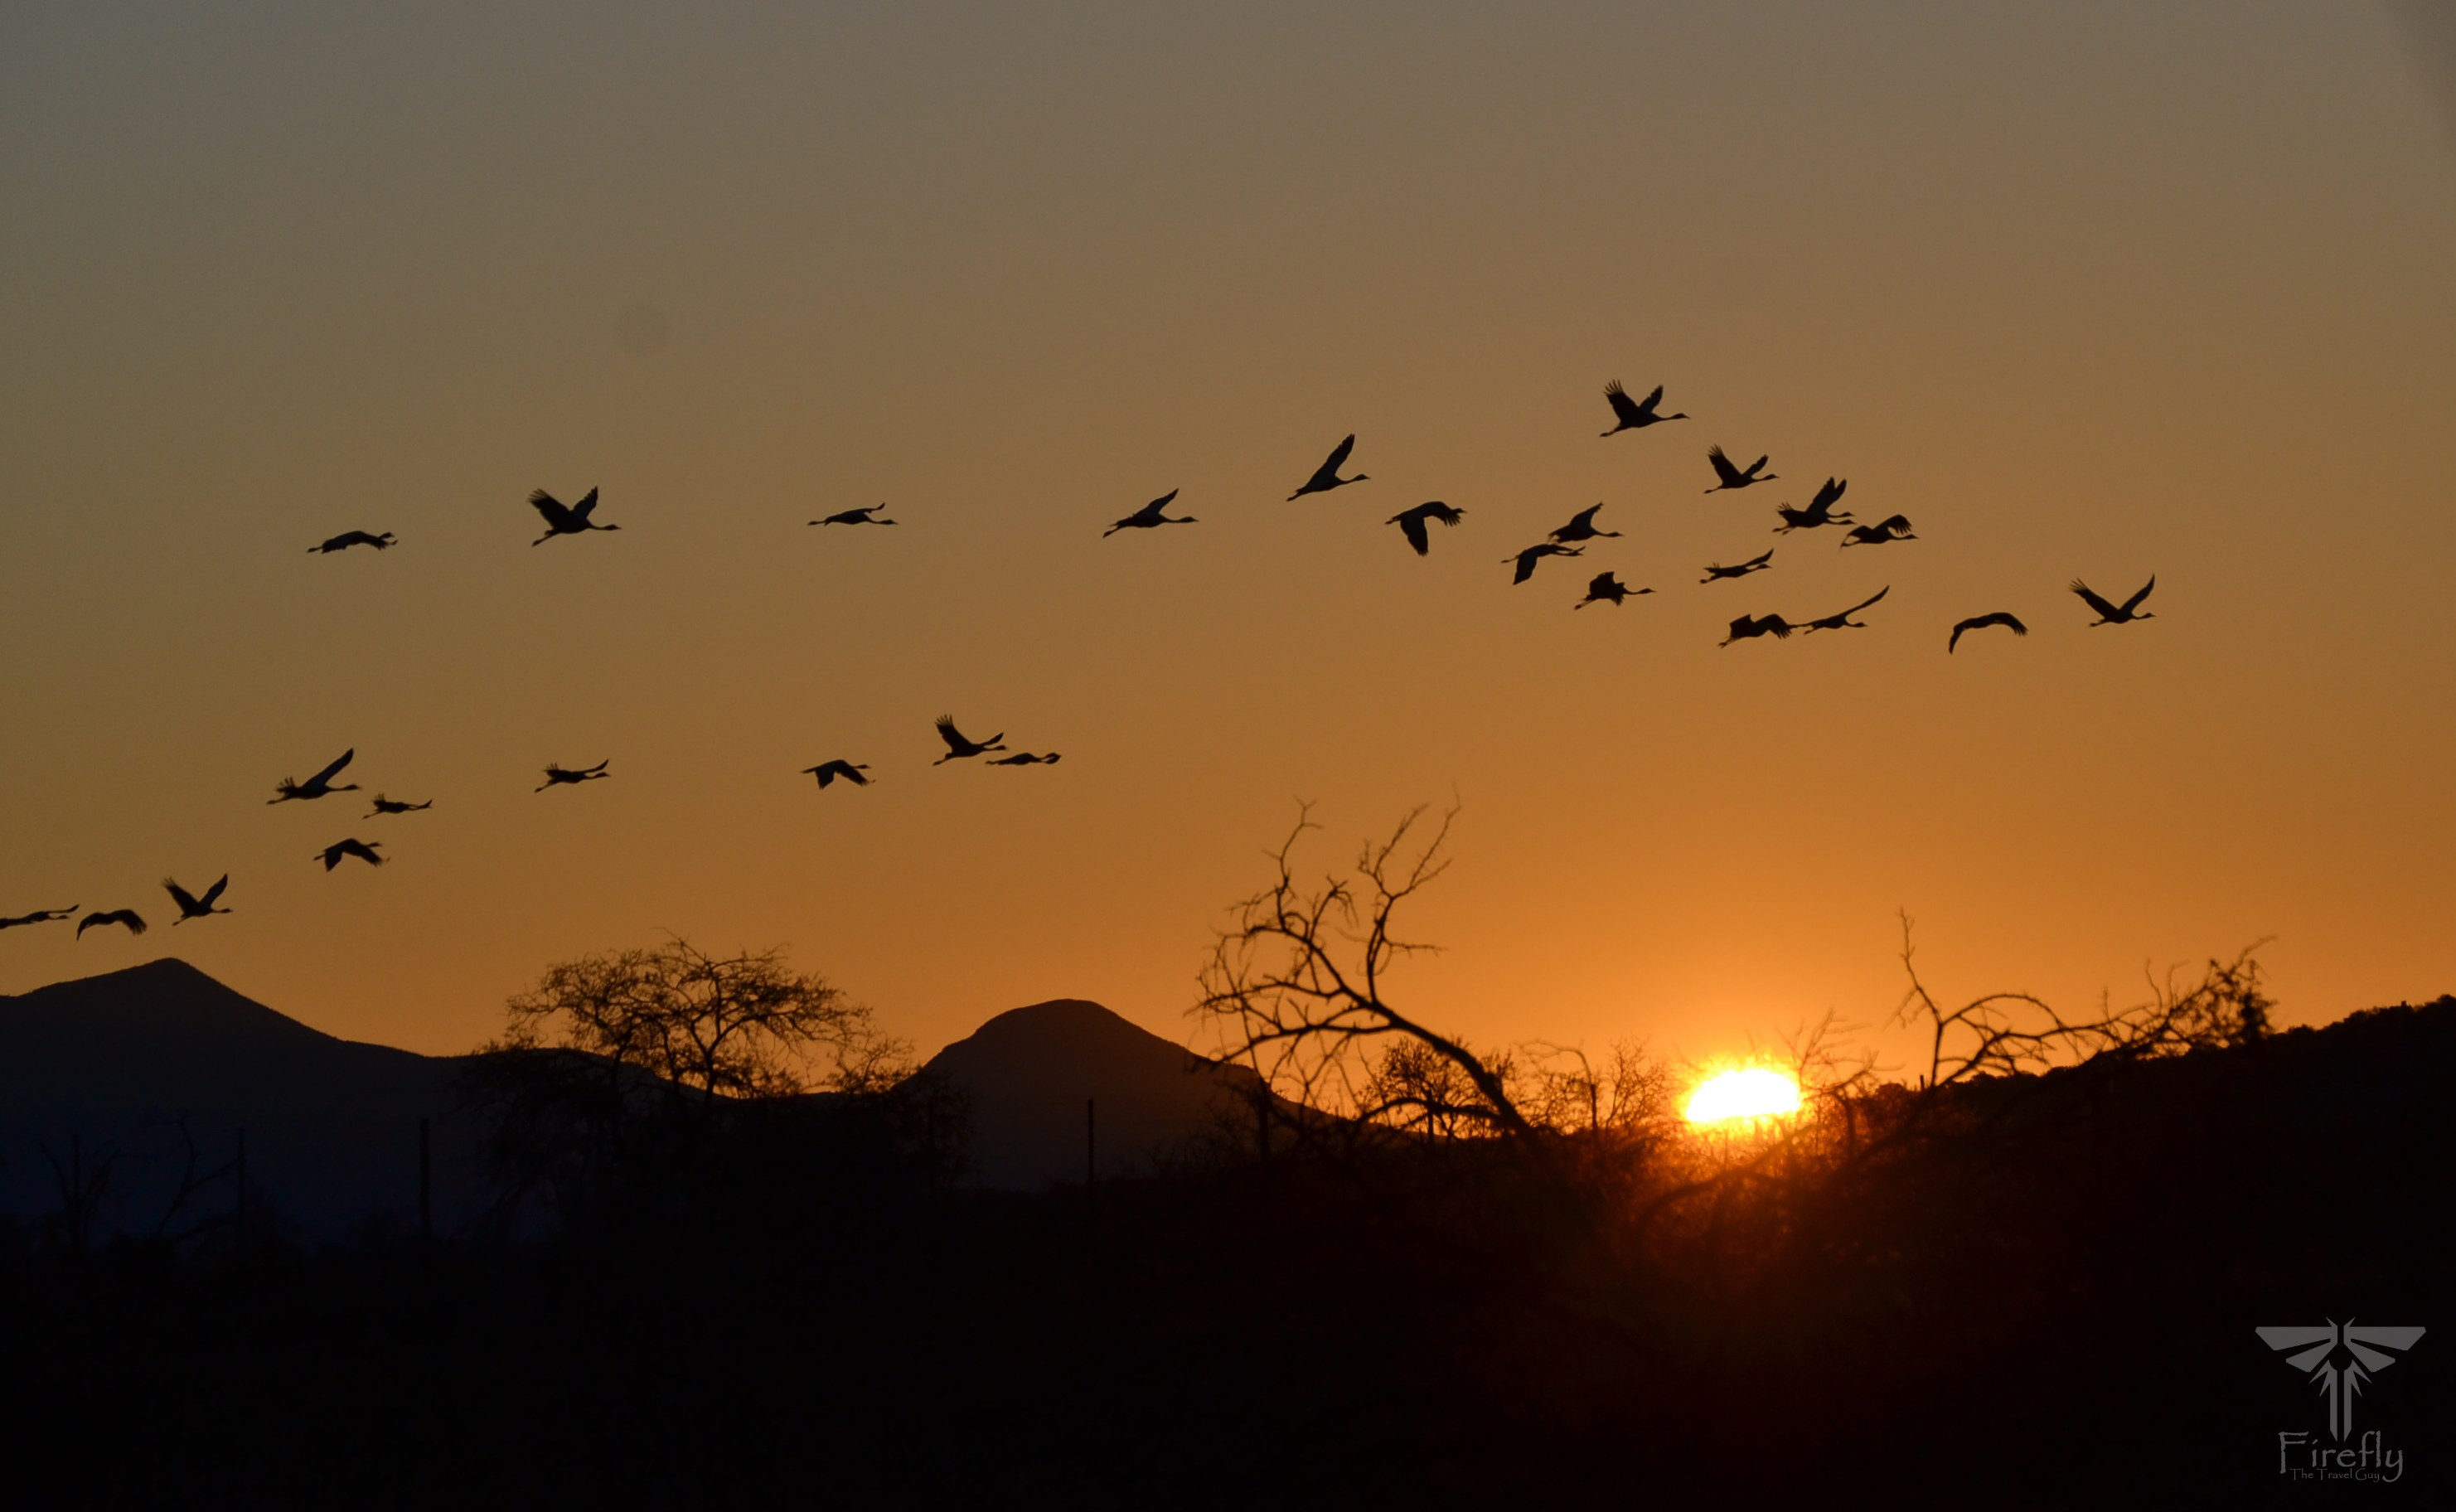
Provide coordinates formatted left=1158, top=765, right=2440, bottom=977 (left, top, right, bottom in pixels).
left=0, top=906, right=79, bottom=931
left=1801, top=586, right=1891, bottom=632
left=2071, top=576, right=2157, bottom=625
left=316, top=838, right=385, bottom=871
left=1601, top=381, right=1687, bottom=436
left=1575, top=572, right=1652, bottom=609
left=535, top=760, right=610, bottom=792
left=1773, top=478, right=1853, bottom=534
left=366, top=794, right=434, bottom=816
left=1506, top=543, right=1585, bottom=585
left=308, top=531, right=396, bottom=554
left=75, top=909, right=148, bottom=938
left=1840, top=514, right=1916, bottom=547
left=810, top=504, right=897, bottom=526
left=1287, top=435, right=1368, bottom=500
left=1387, top=502, right=1465, bottom=556
left=933, top=717, right=1007, bottom=764
left=802, top=760, right=872, bottom=788
left=162, top=875, right=233, bottom=923
left=1949, top=612, right=2029, bottom=653
left=1548, top=504, right=1622, bottom=544
left=1701, top=549, right=1775, bottom=584
left=528, top=487, right=620, bottom=545
left=1704, top=446, right=1776, bottom=493
left=1103, top=490, right=1195, bottom=537
left=987, top=752, right=1062, bottom=766
left=1719, top=613, right=1795, bottom=647
left=269, top=749, right=360, bottom=804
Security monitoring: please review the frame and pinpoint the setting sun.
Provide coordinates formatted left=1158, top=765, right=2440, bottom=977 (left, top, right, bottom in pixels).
left=1683, top=1067, right=1804, bottom=1125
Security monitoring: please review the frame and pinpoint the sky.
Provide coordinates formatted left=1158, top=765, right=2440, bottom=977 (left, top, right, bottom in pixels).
left=2, top=2, right=2453, bottom=1074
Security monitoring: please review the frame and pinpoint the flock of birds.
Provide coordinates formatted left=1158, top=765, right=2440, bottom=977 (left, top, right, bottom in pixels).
left=4, top=379, right=2155, bottom=945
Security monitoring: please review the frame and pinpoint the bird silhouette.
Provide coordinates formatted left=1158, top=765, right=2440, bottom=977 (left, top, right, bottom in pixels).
left=1601, top=381, right=1687, bottom=436
left=1719, top=613, right=1795, bottom=647
left=1575, top=572, right=1653, bottom=608
left=987, top=752, right=1062, bottom=766
left=1949, top=611, right=2028, bottom=652
left=1387, top=502, right=1465, bottom=556
left=1287, top=435, right=1368, bottom=500
left=0, top=906, right=79, bottom=931
left=1773, top=478, right=1853, bottom=534
left=1701, top=549, right=1775, bottom=584
left=802, top=759, right=872, bottom=788
left=810, top=504, right=897, bottom=526
left=1507, top=542, right=1585, bottom=585
left=528, top=487, right=619, bottom=545
left=269, top=749, right=361, bottom=804
left=1548, top=504, right=1622, bottom=544
left=162, top=875, right=233, bottom=923
left=1801, top=586, right=1891, bottom=632
left=933, top=717, right=1006, bottom=764
left=316, top=838, right=385, bottom=870
left=535, top=760, right=610, bottom=792
left=1839, top=514, right=1916, bottom=547
left=2071, top=576, right=2157, bottom=625
left=308, top=530, right=396, bottom=554
left=366, top=794, right=434, bottom=817
left=1103, top=490, right=1195, bottom=536
left=1704, top=446, right=1776, bottom=493
left=75, top=909, right=147, bottom=938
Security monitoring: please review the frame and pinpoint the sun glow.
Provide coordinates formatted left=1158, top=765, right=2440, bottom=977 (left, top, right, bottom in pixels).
left=1683, top=1067, right=1803, bottom=1124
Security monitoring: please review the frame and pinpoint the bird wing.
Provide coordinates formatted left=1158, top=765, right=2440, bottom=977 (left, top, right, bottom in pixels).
left=1604, top=380, right=1643, bottom=424
left=1637, top=384, right=1664, bottom=414
left=1764, top=616, right=1793, bottom=637
left=2069, top=579, right=2122, bottom=618
left=1877, top=514, right=1912, bottom=536
left=934, top=716, right=968, bottom=754
left=345, top=840, right=381, bottom=863
left=1948, top=623, right=1968, bottom=654
left=527, top=490, right=572, bottom=528
left=115, top=909, right=148, bottom=933
left=569, top=487, right=601, bottom=522
left=838, top=763, right=870, bottom=784
left=201, top=875, right=229, bottom=906
left=1568, top=504, right=1602, bottom=532
left=2000, top=613, right=2029, bottom=635
left=163, top=880, right=199, bottom=913
left=1707, top=446, right=1743, bottom=486
left=1743, top=550, right=1775, bottom=569
left=1396, top=513, right=1430, bottom=555
left=1587, top=572, right=1614, bottom=594
left=1510, top=547, right=1542, bottom=584
left=1427, top=502, right=1461, bottom=526
left=1812, top=477, right=1846, bottom=511
left=1846, top=585, right=1890, bottom=616
left=1323, top=434, right=1355, bottom=473
left=309, top=749, right=355, bottom=787
left=1146, top=488, right=1180, bottom=514
left=2119, top=575, right=2156, bottom=613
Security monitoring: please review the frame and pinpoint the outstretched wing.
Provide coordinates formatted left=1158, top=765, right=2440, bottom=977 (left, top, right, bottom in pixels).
left=1811, top=477, right=1846, bottom=511
left=1707, top=446, right=1744, bottom=487
left=1876, top=514, right=1913, bottom=536
left=1742, top=549, right=1775, bottom=569
left=2119, top=575, right=2157, bottom=613
left=163, top=879, right=200, bottom=913
left=2070, top=579, right=2123, bottom=618
left=527, top=490, right=573, bottom=529
left=1567, top=504, right=1602, bottom=533
left=934, top=716, right=968, bottom=754
left=1604, top=380, right=1644, bottom=425
left=1510, top=546, right=1542, bottom=585
left=1321, top=434, right=1354, bottom=474
left=1395, top=512, right=1431, bottom=555
left=1844, top=585, right=1890, bottom=616
left=569, top=487, right=601, bottom=522
left=309, top=749, right=355, bottom=787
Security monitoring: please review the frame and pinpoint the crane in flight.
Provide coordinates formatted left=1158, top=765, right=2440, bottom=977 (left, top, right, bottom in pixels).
left=1103, top=490, right=1195, bottom=537
left=1575, top=572, right=1652, bottom=608
left=366, top=794, right=434, bottom=816
left=76, top=909, right=148, bottom=938
left=1601, top=381, right=1687, bottom=436
left=2071, top=576, right=2157, bottom=625
left=1387, top=502, right=1465, bottom=556
left=270, top=749, right=360, bottom=804
left=163, top=875, right=233, bottom=923
left=1840, top=514, right=1916, bottom=547
left=1801, top=586, right=1891, bottom=632
left=1548, top=504, right=1622, bottom=544
left=316, top=838, right=385, bottom=870
left=1287, top=435, right=1368, bottom=500
left=988, top=752, right=1062, bottom=766
left=1506, top=542, right=1584, bottom=585
left=0, top=905, right=79, bottom=931
left=1719, top=613, right=1795, bottom=647
left=528, top=487, right=620, bottom=545
left=1701, top=549, right=1775, bottom=584
left=802, top=759, right=872, bottom=788
left=1949, top=612, right=2028, bottom=652
left=1704, top=446, right=1776, bottom=494
left=308, top=531, right=396, bottom=554
left=1773, top=479, right=1853, bottom=534
left=933, top=717, right=1007, bottom=764
left=536, top=760, right=610, bottom=792
left=811, top=504, right=897, bottom=526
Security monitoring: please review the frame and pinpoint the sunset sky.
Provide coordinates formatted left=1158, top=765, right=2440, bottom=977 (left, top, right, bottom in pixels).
left=3, top=2, right=2453, bottom=1073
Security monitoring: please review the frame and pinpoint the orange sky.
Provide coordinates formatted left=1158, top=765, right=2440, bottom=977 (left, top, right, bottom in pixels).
left=2, top=3, right=2453, bottom=1073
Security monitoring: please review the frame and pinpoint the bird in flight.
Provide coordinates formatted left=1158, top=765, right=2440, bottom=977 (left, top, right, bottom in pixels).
left=1840, top=514, right=1916, bottom=547
left=1801, top=586, right=1890, bottom=632
left=1506, top=542, right=1585, bottom=585
left=1701, top=549, right=1775, bottom=584
left=316, top=839, right=385, bottom=871
left=811, top=504, right=897, bottom=526
left=1719, top=613, right=1795, bottom=647
left=366, top=794, right=434, bottom=817
left=1575, top=572, right=1652, bottom=609
left=76, top=909, right=148, bottom=938
left=1387, top=502, right=1465, bottom=556
left=528, top=487, right=620, bottom=545
left=270, top=749, right=361, bottom=805
left=1548, top=504, right=1622, bottom=545
left=988, top=752, right=1062, bottom=766
left=0, top=905, right=79, bottom=931
left=1287, top=435, right=1368, bottom=500
left=1773, top=478, right=1853, bottom=534
left=308, top=530, right=396, bottom=554
left=802, top=759, right=872, bottom=789
left=933, top=717, right=1007, bottom=764
left=2071, top=576, right=2157, bottom=626
left=1949, top=612, right=2028, bottom=653
left=536, top=760, right=611, bottom=792
left=163, top=875, right=233, bottom=923
left=1103, top=490, right=1195, bottom=537
left=1601, top=381, right=1687, bottom=436
left=1704, top=446, right=1776, bottom=493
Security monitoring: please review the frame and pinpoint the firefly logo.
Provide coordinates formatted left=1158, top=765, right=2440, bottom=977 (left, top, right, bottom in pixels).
left=2256, top=1320, right=2425, bottom=1447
